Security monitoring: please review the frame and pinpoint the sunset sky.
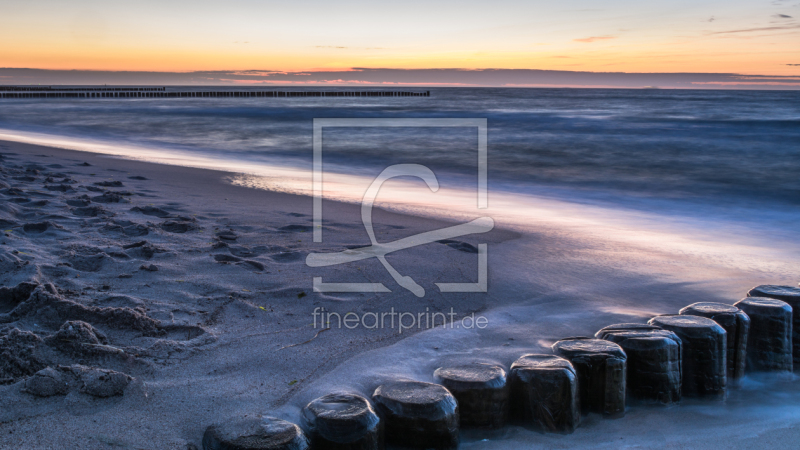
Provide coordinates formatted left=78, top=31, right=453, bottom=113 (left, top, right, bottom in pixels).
left=1, top=0, right=799, bottom=78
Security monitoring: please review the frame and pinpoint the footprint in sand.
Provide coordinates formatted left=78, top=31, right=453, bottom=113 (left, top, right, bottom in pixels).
left=22, top=199, right=49, bottom=208
left=72, top=206, right=107, bottom=217
left=23, top=221, right=61, bottom=233
left=216, top=231, right=237, bottom=241
left=161, top=220, right=197, bottom=233
left=45, top=184, right=75, bottom=192
left=66, top=196, right=92, bottom=207
left=213, top=254, right=241, bottom=263
left=100, top=220, right=149, bottom=237
left=437, top=239, right=479, bottom=254
left=69, top=253, right=108, bottom=272
left=239, top=260, right=265, bottom=271
left=228, top=246, right=268, bottom=258
left=92, top=193, right=127, bottom=203
left=126, top=242, right=158, bottom=259
left=269, top=251, right=305, bottom=263
left=279, top=224, right=313, bottom=233
left=130, top=205, right=171, bottom=218
left=94, top=180, right=124, bottom=188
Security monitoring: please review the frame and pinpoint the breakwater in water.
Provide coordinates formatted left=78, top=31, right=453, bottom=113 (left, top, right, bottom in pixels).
left=202, top=285, right=800, bottom=449
left=0, top=86, right=431, bottom=99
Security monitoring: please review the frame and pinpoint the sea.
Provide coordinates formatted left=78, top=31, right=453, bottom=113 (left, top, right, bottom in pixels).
left=1, top=87, right=798, bottom=267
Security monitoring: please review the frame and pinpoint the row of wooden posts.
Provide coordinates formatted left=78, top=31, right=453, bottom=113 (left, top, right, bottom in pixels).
left=0, top=86, right=165, bottom=92
left=0, top=90, right=431, bottom=99
left=202, top=284, right=800, bottom=449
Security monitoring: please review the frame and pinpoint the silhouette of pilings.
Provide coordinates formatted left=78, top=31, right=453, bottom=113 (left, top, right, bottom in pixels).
left=0, top=86, right=164, bottom=92
left=0, top=87, right=431, bottom=99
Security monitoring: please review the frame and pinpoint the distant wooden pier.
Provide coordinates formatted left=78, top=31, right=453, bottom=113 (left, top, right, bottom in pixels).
left=0, top=86, right=431, bottom=99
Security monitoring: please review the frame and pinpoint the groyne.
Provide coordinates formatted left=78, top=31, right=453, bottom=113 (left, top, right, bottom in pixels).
left=0, top=86, right=431, bottom=99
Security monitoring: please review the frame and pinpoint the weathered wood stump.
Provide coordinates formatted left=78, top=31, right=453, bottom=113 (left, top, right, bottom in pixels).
left=202, top=416, right=309, bottom=450
left=594, top=323, right=661, bottom=334
left=595, top=324, right=682, bottom=404
left=301, top=392, right=382, bottom=449
left=372, top=381, right=459, bottom=449
left=551, top=338, right=627, bottom=418
left=734, top=297, right=793, bottom=374
left=648, top=315, right=726, bottom=400
left=508, top=354, right=580, bottom=433
left=679, top=303, right=749, bottom=382
left=747, top=285, right=800, bottom=369
left=433, top=363, right=508, bottom=429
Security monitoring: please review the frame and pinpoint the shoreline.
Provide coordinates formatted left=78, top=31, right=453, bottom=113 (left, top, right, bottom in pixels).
left=2, top=139, right=800, bottom=449
left=3, top=128, right=797, bottom=285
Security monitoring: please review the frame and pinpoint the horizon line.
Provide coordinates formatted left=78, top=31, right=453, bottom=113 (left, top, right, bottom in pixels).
left=1, top=67, right=798, bottom=90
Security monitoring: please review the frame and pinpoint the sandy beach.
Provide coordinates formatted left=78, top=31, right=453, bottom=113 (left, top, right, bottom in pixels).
left=1, top=138, right=799, bottom=449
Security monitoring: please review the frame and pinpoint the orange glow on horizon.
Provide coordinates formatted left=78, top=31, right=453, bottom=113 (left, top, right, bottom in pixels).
left=3, top=48, right=799, bottom=77
left=1, top=1, right=798, bottom=78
